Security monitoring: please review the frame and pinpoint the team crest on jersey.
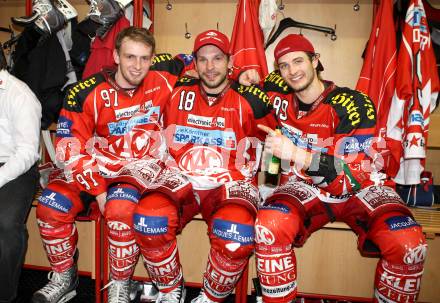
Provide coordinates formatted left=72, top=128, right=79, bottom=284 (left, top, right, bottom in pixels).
left=178, top=146, right=223, bottom=172
left=357, top=186, right=404, bottom=211
left=187, top=114, right=225, bottom=128
left=225, top=181, right=260, bottom=208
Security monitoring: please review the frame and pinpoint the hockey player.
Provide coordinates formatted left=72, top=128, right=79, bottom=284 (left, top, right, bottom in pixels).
left=133, top=30, right=277, bottom=303
left=32, top=27, right=194, bottom=303
left=241, top=34, right=427, bottom=302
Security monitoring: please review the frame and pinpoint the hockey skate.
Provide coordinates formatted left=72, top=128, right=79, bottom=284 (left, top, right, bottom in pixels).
left=11, top=0, right=72, bottom=35
left=105, top=279, right=131, bottom=303
left=156, top=283, right=186, bottom=303
left=114, top=0, right=133, bottom=9
left=87, top=0, right=124, bottom=37
left=190, top=289, right=215, bottom=303
left=53, top=0, right=77, bottom=20
left=31, top=265, right=79, bottom=303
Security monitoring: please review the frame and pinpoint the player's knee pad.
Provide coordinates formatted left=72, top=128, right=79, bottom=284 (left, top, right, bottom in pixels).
left=36, top=181, right=82, bottom=226
left=369, top=211, right=427, bottom=265
left=106, top=185, right=140, bottom=243
left=105, top=184, right=142, bottom=279
left=134, top=192, right=179, bottom=255
left=255, top=201, right=301, bottom=252
left=209, top=204, right=255, bottom=260
left=36, top=189, right=79, bottom=273
left=105, top=184, right=140, bottom=223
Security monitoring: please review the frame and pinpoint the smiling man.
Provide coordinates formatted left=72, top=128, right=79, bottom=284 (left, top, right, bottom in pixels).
left=241, top=34, right=427, bottom=303
left=32, top=27, right=193, bottom=303
left=133, top=30, right=277, bottom=303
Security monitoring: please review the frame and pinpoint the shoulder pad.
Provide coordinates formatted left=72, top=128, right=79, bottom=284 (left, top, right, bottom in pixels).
left=64, top=73, right=105, bottom=112
left=325, top=87, right=376, bottom=133
left=263, top=70, right=291, bottom=94
left=174, top=77, right=199, bottom=87
left=231, top=82, right=273, bottom=119
left=151, top=53, right=185, bottom=76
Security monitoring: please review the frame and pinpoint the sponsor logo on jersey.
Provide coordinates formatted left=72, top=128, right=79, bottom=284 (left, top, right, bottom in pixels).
left=56, top=116, right=73, bottom=138
left=115, top=105, right=140, bottom=120
left=309, top=123, right=329, bottom=128
left=66, top=77, right=97, bottom=107
left=174, top=126, right=237, bottom=150
left=331, top=92, right=376, bottom=127
left=107, top=106, right=160, bottom=135
left=176, top=53, right=194, bottom=66
left=144, top=86, right=160, bottom=95
left=114, top=101, right=153, bottom=120
left=107, top=187, right=140, bottom=204
left=133, top=214, right=168, bottom=235
left=212, top=219, right=254, bottom=245
left=409, top=111, right=424, bottom=127
left=152, top=53, right=173, bottom=65
left=236, top=85, right=271, bottom=106
left=38, top=189, right=72, bottom=213
left=386, top=216, right=420, bottom=231
left=187, top=114, right=225, bottom=128
left=264, top=71, right=290, bottom=93
left=280, top=123, right=326, bottom=152
left=339, top=135, right=373, bottom=154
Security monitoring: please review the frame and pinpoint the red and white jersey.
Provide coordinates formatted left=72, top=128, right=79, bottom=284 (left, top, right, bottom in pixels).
left=164, top=78, right=277, bottom=190
left=387, top=0, right=440, bottom=184
left=264, top=71, right=386, bottom=199
left=55, top=54, right=187, bottom=196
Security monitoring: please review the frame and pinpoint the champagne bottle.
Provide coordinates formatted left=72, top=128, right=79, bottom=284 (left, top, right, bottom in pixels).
left=267, top=127, right=281, bottom=175
left=265, top=127, right=281, bottom=186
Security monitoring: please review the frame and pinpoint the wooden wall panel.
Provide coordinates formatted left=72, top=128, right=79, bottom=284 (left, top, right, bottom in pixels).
left=153, top=0, right=373, bottom=88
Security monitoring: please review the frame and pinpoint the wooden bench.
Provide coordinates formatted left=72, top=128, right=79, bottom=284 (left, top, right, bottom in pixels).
left=28, top=197, right=440, bottom=302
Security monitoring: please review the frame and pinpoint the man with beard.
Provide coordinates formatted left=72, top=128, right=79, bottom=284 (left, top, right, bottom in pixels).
left=32, top=27, right=194, bottom=303
left=240, top=34, right=428, bottom=303
left=133, top=30, right=277, bottom=303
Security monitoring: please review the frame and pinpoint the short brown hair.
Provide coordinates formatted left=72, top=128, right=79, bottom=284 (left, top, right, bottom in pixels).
left=115, top=26, right=156, bottom=54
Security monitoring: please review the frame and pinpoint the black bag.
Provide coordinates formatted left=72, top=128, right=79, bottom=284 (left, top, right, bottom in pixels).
left=396, top=171, right=435, bottom=207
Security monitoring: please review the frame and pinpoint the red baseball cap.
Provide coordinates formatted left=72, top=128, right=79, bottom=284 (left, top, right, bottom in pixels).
left=274, top=34, right=324, bottom=71
left=193, top=30, right=230, bottom=55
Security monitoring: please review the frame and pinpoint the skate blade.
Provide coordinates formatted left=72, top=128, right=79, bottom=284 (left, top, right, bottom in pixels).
left=11, top=13, right=40, bottom=25
left=114, top=0, right=133, bottom=8
left=58, top=290, right=77, bottom=303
